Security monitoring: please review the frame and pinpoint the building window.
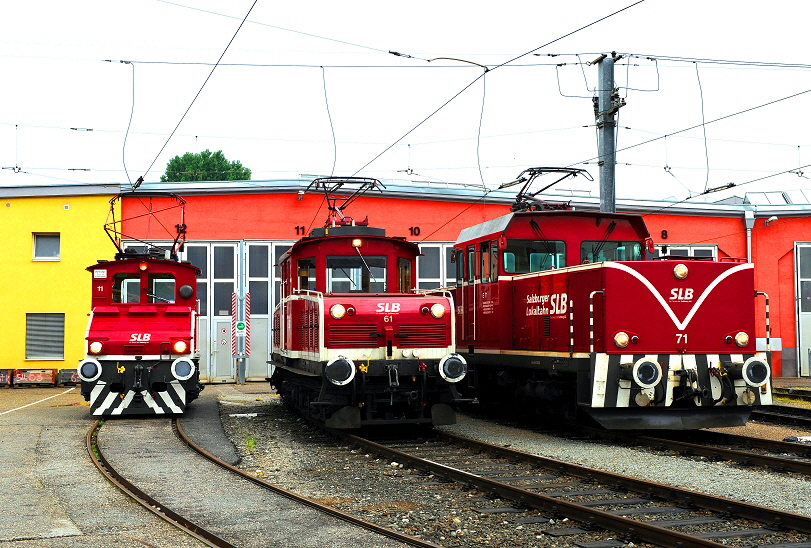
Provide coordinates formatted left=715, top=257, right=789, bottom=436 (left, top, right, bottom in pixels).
left=652, top=245, right=717, bottom=260
left=33, top=233, right=60, bottom=260
left=26, top=313, right=65, bottom=360
left=417, top=243, right=456, bottom=289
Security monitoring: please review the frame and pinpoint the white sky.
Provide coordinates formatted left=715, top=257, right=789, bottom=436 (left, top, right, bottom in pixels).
left=3, top=0, right=811, bottom=203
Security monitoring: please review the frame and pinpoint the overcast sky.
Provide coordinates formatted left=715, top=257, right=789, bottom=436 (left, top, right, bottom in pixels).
left=3, top=0, right=811, bottom=203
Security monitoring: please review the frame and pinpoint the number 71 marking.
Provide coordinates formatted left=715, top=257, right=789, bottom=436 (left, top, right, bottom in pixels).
left=677, top=333, right=688, bottom=344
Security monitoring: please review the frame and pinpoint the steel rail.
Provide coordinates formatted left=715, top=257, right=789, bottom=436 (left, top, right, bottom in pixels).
left=435, top=430, right=811, bottom=534
left=572, top=425, right=811, bottom=476
left=338, top=429, right=811, bottom=547
left=173, top=418, right=439, bottom=548
left=752, top=405, right=811, bottom=427
left=341, top=431, right=724, bottom=547
left=773, top=388, right=811, bottom=403
left=86, top=419, right=232, bottom=548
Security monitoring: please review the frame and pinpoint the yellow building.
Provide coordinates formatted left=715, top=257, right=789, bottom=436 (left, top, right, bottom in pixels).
left=0, top=185, right=119, bottom=374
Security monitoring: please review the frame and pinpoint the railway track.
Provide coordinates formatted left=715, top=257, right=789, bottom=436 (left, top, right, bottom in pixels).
left=753, top=404, right=811, bottom=428
left=468, top=402, right=811, bottom=477
left=773, top=388, right=811, bottom=405
left=563, top=424, right=811, bottom=477
left=335, top=429, right=811, bottom=547
left=86, top=418, right=435, bottom=548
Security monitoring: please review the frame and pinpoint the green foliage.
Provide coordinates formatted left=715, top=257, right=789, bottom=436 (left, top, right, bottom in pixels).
left=160, top=149, right=251, bottom=182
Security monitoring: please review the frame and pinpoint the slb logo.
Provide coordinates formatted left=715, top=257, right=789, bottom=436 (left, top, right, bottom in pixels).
left=670, top=288, right=694, bottom=301
left=129, top=333, right=152, bottom=342
left=376, top=303, right=401, bottom=313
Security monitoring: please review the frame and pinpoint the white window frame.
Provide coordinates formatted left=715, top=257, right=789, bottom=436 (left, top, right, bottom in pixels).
left=653, top=244, right=717, bottom=260
left=33, top=233, right=60, bottom=261
left=417, top=243, right=456, bottom=290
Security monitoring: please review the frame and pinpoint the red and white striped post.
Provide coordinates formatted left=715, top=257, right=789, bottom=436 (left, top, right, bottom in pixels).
left=231, top=292, right=237, bottom=357
left=244, top=292, right=251, bottom=357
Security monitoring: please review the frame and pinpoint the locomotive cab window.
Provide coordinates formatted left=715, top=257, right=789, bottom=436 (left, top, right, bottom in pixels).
left=297, top=257, right=316, bottom=291
left=113, top=274, right=141, bottom=303
left=150, top=275, right=176, bottom=303
left=580, top=241, right=643, bottom=263
left=326, top=256, right=386, bottom=293
left=113, top=273, right=176, bottom=303
left=503, top=239, right=566, bottom=273
left=455, top=250, right=464, bottom=285
left=397, top=258, right=413, bottom=293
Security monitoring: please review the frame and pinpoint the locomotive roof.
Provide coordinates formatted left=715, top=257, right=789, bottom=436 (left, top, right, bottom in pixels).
left=454, top=210, right=650, bottom=244
left=87, top=257, right=201, bottom=276
left=279, top=226, right=420, bottom=263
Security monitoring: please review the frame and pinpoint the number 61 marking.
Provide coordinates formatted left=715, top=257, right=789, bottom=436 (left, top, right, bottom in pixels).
left=677, top=333, right=688, bottom=344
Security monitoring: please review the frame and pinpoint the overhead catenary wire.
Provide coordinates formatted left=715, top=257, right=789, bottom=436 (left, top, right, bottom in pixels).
left=694, top=62, right=710, bottom=193
left=571, top=87, right=811, bottom=172
left=121, top=61, right=135, bottom=186
left=350, top=0, right=647, bottom=177
left=137, top=0, right=259, bottom=186
left=321, top=67, right=337, bottom=177
left=157, top=0, right=430, bottom=61
left=476, top=68, right=488, bottom=189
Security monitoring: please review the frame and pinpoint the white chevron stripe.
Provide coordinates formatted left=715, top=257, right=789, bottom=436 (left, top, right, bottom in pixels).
left=112, top=391, right=136, bottom=415
left=159, top=388, right=183, bottom=414
left=604, top=262, right=753, bottom=331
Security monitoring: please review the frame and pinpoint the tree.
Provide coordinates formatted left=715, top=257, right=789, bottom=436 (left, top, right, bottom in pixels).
left=160, top=149, right=251, bottom=182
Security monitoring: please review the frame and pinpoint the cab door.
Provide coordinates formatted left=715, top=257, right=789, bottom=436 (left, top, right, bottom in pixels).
left=463, top=245, right=477, bottom=342
left=476, top=241, right=500, bottom=345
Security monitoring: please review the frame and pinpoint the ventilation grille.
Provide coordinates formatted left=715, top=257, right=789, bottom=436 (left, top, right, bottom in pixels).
left=328, top=324, right=377, bottom=348
left=397, top=324, right=448, bottom=348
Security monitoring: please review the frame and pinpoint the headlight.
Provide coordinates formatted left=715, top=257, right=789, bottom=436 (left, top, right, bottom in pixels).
left=632, top=358, right=662, bottom=389
left=172, top=340, right=188, bottom=354
left=330, top=304, right=346, bottom=319
left=171, top=358, right=196, bottom=381
left=614, top=332, right=630, bottom=348
left=734, top=331, right=750, bottom=348
left=430, top=303, right=445, bottom=319
left=674, top=263, right=689, bottom=280
left=438, top=354, right=467, bottom=383
left=402, top=349, right=412, bottom=358
left=742, top=357, right=770, bottom=387
left=88, top=341, right=103, bottom=355
left=325, top=356, right=355, bottom=386
left=78, top=359, right=102, bottom=382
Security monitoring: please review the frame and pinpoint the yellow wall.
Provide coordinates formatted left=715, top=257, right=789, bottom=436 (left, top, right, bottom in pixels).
left=0, top=194, right=117, bottom=371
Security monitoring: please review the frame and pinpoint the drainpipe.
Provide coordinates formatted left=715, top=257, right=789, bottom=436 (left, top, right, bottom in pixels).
left=744, top=210, right=755, bottom=263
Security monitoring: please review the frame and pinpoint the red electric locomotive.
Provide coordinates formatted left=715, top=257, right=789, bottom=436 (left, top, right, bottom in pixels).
left=270, top=178, right=467, bottom=428
left=78, top=193, right=203, bottom=415
left=452, top=168, right=772, bottom=429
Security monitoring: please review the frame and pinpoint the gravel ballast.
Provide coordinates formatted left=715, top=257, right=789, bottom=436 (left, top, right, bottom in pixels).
left=217, top=387, right=811, bottom=546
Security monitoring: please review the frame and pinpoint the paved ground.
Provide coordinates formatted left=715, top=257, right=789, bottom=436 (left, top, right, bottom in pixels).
left=0, top=386, right=204, bottom=547
left=1, top=376, right=809, bottom=546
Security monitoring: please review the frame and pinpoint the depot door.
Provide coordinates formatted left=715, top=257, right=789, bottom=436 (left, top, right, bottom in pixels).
left=797, top=244, right=811, bottom=376
left=209, top=244, right=238, bottom=381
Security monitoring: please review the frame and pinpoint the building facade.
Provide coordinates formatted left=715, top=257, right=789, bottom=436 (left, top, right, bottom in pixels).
left=0, top=186, right=118, bottom=374
left=3, top=180, right=810, bottom=380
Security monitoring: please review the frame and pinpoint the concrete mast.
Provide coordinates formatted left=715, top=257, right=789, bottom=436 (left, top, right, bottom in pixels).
left=593, top=53, right=625, bottom=213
